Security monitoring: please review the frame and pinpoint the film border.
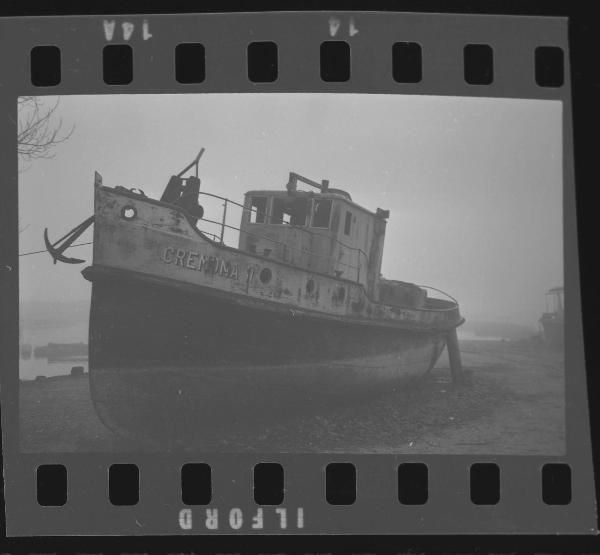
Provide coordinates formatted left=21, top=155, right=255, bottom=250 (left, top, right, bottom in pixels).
left=0, top=11, right=594, bottom=536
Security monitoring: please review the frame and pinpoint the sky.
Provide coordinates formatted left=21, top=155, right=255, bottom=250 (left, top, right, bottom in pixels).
left=18, top=93, right=563, bottom=328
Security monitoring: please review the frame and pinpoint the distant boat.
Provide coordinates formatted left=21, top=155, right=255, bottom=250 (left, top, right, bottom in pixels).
left=33, top=342, right=88, bottom=362
left=539, top=286, right=564, bottom=349
left=46, top=150, right=464, bottom=441
left=20, top=343, right=32, bottom=359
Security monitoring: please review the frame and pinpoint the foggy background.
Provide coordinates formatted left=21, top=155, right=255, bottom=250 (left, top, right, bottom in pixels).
left=19, top=93, right=562, bottom=367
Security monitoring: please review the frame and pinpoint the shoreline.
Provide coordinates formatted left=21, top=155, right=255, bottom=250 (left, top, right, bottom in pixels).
left=18, top=339, right=564, bottom=454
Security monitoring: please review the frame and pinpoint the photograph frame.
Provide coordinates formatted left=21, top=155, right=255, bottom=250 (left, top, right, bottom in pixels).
left=0, top=9, right=595, bottom=537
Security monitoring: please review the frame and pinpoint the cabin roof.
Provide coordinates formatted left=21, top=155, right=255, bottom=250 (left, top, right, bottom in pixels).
left=243, top=189, right=381, bottom=218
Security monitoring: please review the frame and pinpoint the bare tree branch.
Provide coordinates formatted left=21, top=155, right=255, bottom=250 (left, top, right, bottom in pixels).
left=17, top=96, right=74, bottom=171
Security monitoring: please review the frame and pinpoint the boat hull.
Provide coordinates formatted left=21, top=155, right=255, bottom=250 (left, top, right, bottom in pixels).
left=541, top=317, right=564, bottom=349
left=87, top=270, right=448, bottom=444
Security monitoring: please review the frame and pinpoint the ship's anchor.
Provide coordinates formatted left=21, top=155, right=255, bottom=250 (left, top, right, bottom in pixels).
left=43, top=215, right=95, bottom=264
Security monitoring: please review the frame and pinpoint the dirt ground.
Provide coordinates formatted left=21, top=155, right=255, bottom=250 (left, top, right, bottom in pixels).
left=18, top=339, right=565, bottom=454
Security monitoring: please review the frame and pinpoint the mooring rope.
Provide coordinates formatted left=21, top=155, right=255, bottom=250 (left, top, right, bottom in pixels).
left=18, top=241, right=93, bottom=257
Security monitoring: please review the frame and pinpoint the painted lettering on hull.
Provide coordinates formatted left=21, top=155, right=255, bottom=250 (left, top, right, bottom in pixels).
left=162, top=246, right=241, bottom=280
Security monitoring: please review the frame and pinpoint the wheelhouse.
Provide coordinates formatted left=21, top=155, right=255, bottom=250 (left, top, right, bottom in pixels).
left=238, top=172, right=390, bottom=296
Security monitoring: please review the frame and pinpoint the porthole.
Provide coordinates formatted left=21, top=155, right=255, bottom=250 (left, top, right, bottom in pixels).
left=259, top=267, right=272, bottom=284
left=121, top=206, right=137, bottom=220
left=306, top=278, right=315, bottom=294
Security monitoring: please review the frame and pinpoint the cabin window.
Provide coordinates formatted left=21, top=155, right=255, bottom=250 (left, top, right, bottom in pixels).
left=311, top=198, right=332, bottom=229
left=249, top=196, right=267, bottom=224
left=271, top=197, right=308, bottom=226
left=344, top=211, right=352, bottom=235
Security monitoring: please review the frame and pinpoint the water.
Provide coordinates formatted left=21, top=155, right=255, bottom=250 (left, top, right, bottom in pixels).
left=19, top=356, right=88, bottom=381
left=19, top=317, right=89, bottom=380
left=457, top=330, right=505, bottom=342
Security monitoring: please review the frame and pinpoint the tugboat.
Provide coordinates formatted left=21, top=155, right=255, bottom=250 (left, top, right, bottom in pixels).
left=45, top=150, right=464, bottom=442
left=540, top=286, right=564, bottom=349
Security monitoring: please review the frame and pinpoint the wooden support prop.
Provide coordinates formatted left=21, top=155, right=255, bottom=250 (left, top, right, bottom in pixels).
left=447, top=327, right=463, bottom=384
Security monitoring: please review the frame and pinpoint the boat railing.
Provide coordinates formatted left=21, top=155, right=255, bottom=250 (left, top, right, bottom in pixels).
left=417, top=285, right=460, bottom=311
left=195, top=190, right=369, bottom=283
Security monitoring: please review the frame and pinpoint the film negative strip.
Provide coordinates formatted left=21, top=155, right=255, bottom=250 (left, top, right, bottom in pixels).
left=0, top=11, right=596, bottom=537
